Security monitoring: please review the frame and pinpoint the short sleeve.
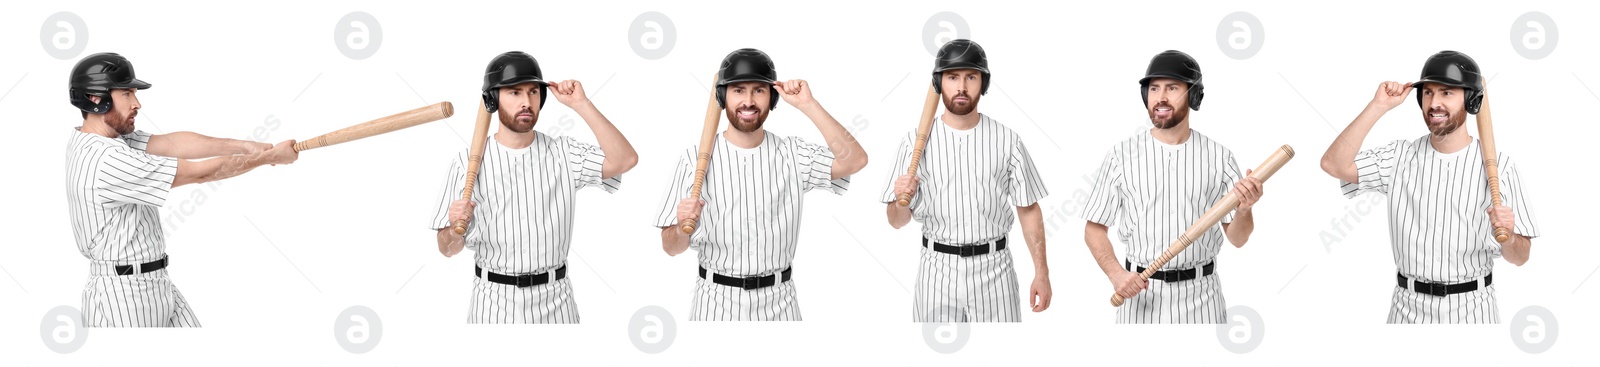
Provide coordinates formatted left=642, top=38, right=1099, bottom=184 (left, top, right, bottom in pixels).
left=94, top=144, right=177, bottom=208
left=1219, top=150, right=1243, bottom=224
left=564, top=137, right=620, bottom=193
left=1500, top=155, right=1541, bottom=239
left=1340, top=140, right=1403, bottom=198
left=877, top=132, right=915, bottom=204
left=1006, top=139, right=1049, bottom=207
left=427, top=155, right=466, bottom=231
left=1080, top=147, right=1123, bottom=227
left=652, top=148, right=696, bottom=228
left=791, top=137, right=849, bottom=195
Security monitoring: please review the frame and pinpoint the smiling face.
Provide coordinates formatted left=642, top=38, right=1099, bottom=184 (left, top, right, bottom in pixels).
left=1145, top=77, right=1189, bottom=129
left=722, top=81, right=772, bottom=133
left=1417, top=82, right=1468, bottom=137
left=939, top=69, right=983, bottom=116
left=496, top=82, right=542, bottom=133
left=95, top=88, right=141, bottom=135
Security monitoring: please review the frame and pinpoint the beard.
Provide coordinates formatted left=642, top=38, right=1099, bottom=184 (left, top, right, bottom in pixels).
left=724, top=104, right=769, bottom=133
left=498, top=106, right=537, bottom=133
left=1423, top=106, right=1466, bottom=137
left=1147, top=100, right=1187, bottom=129
left=104, top=107, right=136, bottom=136
left=943, top=91, right=979, bottom=116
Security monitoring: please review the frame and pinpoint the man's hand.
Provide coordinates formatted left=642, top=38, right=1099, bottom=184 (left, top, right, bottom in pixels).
left=1370, top=81, right=1413, bottom=112
left=547, top=80, right=590, bottom=108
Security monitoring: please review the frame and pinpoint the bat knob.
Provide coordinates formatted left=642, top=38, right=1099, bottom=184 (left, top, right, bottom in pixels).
left=1110, top=294, right=1125, bottom=307
left=452, top=220, right=468, bottom=236
left=680, top=220, right=697, bottom=235
left=1495, top=228, right=1511, bottom=243
left=897, top=194, right=911, bottom=207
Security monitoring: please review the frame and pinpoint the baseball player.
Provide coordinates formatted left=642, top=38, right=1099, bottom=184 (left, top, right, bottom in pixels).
left=882, top=39, right=1052, bottom=322
left=1081, top=50, right=1267, bottom=324
left=653, top=48, right=868, bottom=321
left=429, top=51, right=638, bottom=324
left=1319, top=51, right=1539, bottom=324
left=65, top=52, right=298, bottom=327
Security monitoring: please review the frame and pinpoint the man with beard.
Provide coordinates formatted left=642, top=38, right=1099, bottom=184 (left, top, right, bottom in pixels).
left=881, top=39, right=1052, bottom=322
left=1319, top=51, right=1538, bottom=324
left=1080, top=50, right=1266, bottom=324
left=430, top=51, right=638, bottom=323
left=654, top=48, right=867, bottom=321
left=65, top=52, right=299, bottom=327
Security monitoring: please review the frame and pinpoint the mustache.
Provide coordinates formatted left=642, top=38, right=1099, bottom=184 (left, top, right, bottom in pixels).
left=1152, top=101, right=1174, bottom=110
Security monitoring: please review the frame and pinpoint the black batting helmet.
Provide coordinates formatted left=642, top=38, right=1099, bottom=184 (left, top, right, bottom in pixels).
left=69, top=52, right=152, bottom=115
left=482, top=51, right=547, bottom=113
left=716, top=48, right=779, bottom=110
left=932, top=39, right=990, bottom=95
left=1413, top=50, right=1484, bottom=114
left=1139, top=50, right=1204, bottom=111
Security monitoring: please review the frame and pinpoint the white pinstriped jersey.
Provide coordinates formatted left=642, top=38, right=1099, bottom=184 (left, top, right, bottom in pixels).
left=652, top=131, right=848, bottom=277
left=1340, top=137, right=1541, bottom=284
left=876, top=115, right=1049, bottom=243
left=429, top=132, right=619, bottom=275
left=66, top=129, right=176, bottom=265
left=1081, top=129, right=1242, bottom=269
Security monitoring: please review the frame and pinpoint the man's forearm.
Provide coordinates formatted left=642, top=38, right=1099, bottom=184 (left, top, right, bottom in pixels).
left=573, top=100, right=639, bottom=178
left=151, top=132, right=255, bottom=159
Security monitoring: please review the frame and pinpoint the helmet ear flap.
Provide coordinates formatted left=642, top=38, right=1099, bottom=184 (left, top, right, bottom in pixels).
left=715, top=85, right=727, bottom=109
left=539, top=84, right=548, bottom=109
left=484, top=88, right=500, bottom=113
left=979, top=72, right=990, bottom=95
left=932, top=74, right=943, bottom=95
left=1188, top=82, right=1204, bottom=111
left=1464, top=89, right=1483, bottom=114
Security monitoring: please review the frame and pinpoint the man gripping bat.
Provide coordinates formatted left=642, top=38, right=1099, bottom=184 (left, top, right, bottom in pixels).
left=881, top=39, right=1053, bottom=322
left=429, top=51, right=638, bottom=324
left=65, top=52, right=298, bottom=327
left=1080, top=50, right=1268, bottom=324
left=1319, top=51, right=1539, bottom=324
left=653, top=48, right=868, bottom=321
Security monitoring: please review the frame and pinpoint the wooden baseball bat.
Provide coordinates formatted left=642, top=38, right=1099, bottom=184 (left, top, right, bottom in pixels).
left=292, top=102, right=455, bottom=152
left=1475, top=90, right=1511, bottom=243
left=680, top=74, right=721, bottom=234
left=452, top=100, right=493, bottom=235
left=897, top=85, right=940, bottom=207
left=1110, top=145, right=1295, bottom=307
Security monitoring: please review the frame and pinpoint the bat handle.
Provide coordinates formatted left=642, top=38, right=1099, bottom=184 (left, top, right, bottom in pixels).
left=1494, top=228, right=1510, bottom=243
left=897, top=193, right=912, bottom=207
left=680, top=219, right=697, bottom=235
left=452, top=220, right=468, bottom=236
left=1110, top=294, right=1125, bottom=307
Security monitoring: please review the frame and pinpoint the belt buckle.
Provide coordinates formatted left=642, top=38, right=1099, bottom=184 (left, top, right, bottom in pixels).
left=959, top=246, right=978, bottom=257
left=741, top=276, right=761, bottom=290
left=1420, top=282, right=1446, bottom=297
left=515, top=274, right=533, bottom=288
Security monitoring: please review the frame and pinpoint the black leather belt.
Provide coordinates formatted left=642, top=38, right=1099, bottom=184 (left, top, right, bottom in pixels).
left=699, top=266, right=792, bottom=290
left=476, top=264, right=566, bottom=288
left=115, top=256, right=169, bottom=275
left=922, top=236, right=1007, bottom=257
left=1398, top=273, right=1491, bottom=297
left=1124, top=259, right=1214, bottom=282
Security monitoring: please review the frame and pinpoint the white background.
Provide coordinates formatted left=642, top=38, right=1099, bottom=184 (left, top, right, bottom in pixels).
left=1, top=0, right=1593, bottom=365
